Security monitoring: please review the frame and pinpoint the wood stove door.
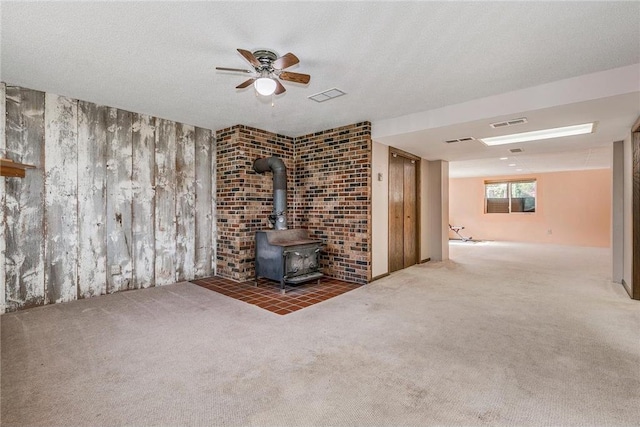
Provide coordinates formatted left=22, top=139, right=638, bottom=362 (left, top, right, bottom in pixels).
left=284, top=245, right=320, bottom=278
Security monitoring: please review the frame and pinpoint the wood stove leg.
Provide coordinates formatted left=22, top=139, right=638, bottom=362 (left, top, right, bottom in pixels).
left=280, top=279, right=286, bottom=295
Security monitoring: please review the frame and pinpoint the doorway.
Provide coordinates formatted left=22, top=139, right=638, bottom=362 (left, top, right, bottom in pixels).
left=388, top=149, right=420, bottom=273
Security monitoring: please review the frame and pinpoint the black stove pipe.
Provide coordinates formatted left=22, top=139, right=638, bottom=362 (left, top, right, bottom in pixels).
left=253, top=156, right=287, bottom=230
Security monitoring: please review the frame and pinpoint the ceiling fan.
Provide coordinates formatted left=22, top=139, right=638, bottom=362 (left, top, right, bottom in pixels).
left=216, top=48, right=311, bottom=96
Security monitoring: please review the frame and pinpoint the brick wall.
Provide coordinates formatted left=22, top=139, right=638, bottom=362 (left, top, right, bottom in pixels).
left=216, top=125, right=294, bottom=281
left=216, top=122, right=372, bottom=284
left=296, top=122, right=372, bottom=284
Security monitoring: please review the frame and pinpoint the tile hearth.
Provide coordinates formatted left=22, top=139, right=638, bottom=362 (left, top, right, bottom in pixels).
left=191, top=276, right=360, bottom=315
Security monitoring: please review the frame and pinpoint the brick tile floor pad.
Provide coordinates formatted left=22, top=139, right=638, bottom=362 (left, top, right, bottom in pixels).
left=191, top=276, right=360, bottom=315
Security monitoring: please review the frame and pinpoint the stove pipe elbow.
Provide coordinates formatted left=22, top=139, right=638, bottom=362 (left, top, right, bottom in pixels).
left=253, top=156, right=287, bottom=230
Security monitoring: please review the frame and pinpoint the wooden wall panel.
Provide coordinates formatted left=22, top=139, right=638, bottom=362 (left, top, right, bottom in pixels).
left=44, top=94, right=79, bottom=304
left=194, top=127, right=213, bottom=278
left=1, top=83, right=217, bottom=311
left=106, top=108, right=133, bottom=293
left=77, top=101, right=108, bottom=298
left=155, top=118, right=177, bottom=286
left=132, top=114, right=156, bottom=289
left=176, top=124, right=196, bottom=281
left=633, top=131, right=640, bottom=300
left=4, top=87, right=46, bottom=310
left=0, top=82, right=5, bottom=313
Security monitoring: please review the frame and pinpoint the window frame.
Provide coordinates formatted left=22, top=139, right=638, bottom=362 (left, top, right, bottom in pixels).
left=484, top=178, right=537, bottom=214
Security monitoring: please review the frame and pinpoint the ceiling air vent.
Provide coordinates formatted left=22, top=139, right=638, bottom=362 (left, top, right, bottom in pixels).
left=490, top=117, right=528, bottom=129
left=444, top=137, right=476, bottom=144
left=308, top=88, right=346, bottom=103
left=509, top=148, right=523, bottom=153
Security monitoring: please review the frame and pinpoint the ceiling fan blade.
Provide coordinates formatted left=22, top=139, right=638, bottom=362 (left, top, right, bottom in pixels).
left=216, top=67, right=253, bottom=73
left=237, top=48, right=261, bottom=68
left=279, top=71, right=311, bottom=85
left=273, top=52, right=299, bottom=70
left=236, top=78, right=256, bottom=89
left=274, top=79, right=286, bottom=95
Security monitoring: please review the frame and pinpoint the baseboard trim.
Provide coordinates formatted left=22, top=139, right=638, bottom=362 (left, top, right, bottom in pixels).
left=370, top=273, right=390, bottom=282
left=370, top=259, right=431, bottom=282
left=621, top=279, right=633, bottom=299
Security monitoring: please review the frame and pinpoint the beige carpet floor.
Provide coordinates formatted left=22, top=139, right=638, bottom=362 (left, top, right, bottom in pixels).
left=1, top=241, right=639, bottom=426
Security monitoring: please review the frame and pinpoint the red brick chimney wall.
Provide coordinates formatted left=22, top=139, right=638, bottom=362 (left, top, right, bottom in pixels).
left=216, top=122, right=371, bottom=284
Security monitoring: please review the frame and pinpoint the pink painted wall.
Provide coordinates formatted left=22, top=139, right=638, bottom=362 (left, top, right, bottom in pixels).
left=449, top=169, right=611, bottom=247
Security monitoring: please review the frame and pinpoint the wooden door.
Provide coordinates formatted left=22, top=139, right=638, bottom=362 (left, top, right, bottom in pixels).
left=389, top=153, right=405, bottom=272
left=389, top=152, right=418, bottom=272
left=633, top=126, right=640, bottom=300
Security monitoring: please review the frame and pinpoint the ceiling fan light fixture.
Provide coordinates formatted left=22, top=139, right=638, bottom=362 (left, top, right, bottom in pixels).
left=254, top=77, right=277, bottom=96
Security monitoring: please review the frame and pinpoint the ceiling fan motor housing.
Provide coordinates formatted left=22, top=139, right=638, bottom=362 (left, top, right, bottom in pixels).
left=253, top=50, right=278, bottom=72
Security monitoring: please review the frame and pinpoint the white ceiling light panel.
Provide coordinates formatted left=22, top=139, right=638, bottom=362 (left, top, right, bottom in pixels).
left=480, top=123, right=595, bottom=146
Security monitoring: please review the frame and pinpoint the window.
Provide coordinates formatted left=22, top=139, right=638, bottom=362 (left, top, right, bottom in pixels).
left=485, top=179, right=536, bottom=213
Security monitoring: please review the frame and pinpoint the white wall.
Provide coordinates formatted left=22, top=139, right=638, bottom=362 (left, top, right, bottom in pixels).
left=427, top=160, right=449, bottom=261
left=612, top=140, right=625, bottom=284
left=371, top=142, right=389, bottom=278
left=420, top=159, right=430, bottom=261
left=441, top=162, right=449, bottom=261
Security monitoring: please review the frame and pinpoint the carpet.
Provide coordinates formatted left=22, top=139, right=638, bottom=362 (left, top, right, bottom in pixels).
left=2, top=241, right=639, bottom=426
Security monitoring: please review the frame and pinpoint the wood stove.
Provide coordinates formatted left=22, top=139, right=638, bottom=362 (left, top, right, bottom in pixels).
left=252, top=156, right=323, bottom=293
left=255, top=229, right=323, bottom=294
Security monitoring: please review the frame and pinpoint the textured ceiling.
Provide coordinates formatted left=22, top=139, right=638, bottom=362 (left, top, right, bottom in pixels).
left=1, top=1, right=639, bottom=177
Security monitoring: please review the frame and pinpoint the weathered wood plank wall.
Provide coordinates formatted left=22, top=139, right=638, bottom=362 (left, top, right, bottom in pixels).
left=5, top=87, right=46, bottom=311
left=44, top=94, right=79, bottom=304
left=0, top=83, right=5, bottom=313
left=1, top=84, right=216, bottom=312
left=132, top=113, right=156, bottom=289
left=194, top=127, right=213, bottom=278
left=176, top=123, right=196, bottom=281
left=106, top=108, right=133, bottom=293
left=154, top=119, right=177, bottom=286
left=77, top=101, right=108, bottom=298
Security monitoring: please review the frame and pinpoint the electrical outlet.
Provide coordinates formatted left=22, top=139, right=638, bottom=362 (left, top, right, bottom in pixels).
left=547, top=229, right=552, bottom=235
left=377, top=173, right=383, bottom=181
left=110, top=265, right=121, bottom=275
